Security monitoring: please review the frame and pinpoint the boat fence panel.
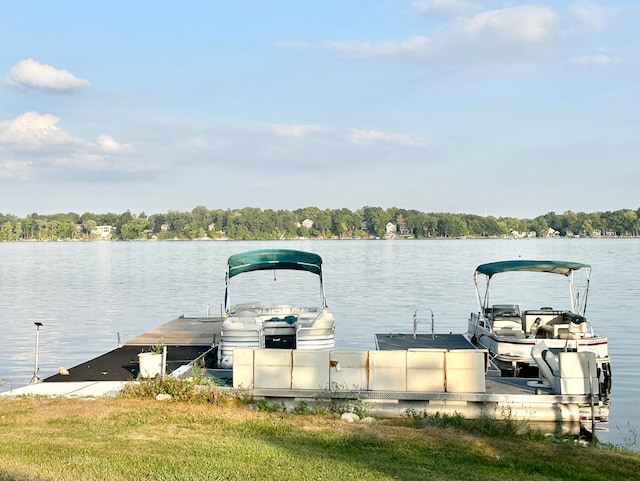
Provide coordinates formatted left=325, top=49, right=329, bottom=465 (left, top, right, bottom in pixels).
left=556, top=351, right=598, bottom=395
left=445, top=350, right=486, bottom=393
left=253, top=349, right=293, bottom=389
left=329, top=351, right=369, bottom=390
left=368, top=351, right=407, bottom=392
left=406, top=349, right=446, bottom=392
left=292, top=350, right=330, bottom=390
left=233, top=348, right=255, bottom=389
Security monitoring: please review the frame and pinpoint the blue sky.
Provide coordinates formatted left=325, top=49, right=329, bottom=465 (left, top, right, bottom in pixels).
left=1, top=1, right=637, bottom=218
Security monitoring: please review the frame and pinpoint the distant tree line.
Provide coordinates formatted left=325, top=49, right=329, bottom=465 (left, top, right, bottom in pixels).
left=0, top=206, right=639, bottom=241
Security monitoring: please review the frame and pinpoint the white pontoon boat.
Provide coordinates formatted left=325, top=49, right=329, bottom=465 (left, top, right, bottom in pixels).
left=467, top=260, right=610, bottom=386
left=217, top=249, right=335, bottom=369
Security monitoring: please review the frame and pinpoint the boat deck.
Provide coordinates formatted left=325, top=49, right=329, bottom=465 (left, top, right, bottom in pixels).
left=125, top=316, right=224, bottom=346
left=375, top=333, right=476, bottom=351
left=44, top=345, right=215, bottom=382
left=44, top=316, right=224, bottom=383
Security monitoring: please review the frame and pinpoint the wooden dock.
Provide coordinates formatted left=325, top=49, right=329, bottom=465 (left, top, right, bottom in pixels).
left=125, top=316, right=225, bottom=346
left=43, top=316, right=224, bottom=383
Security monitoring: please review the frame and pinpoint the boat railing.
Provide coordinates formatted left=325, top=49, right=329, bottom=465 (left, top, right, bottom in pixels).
left=413, top=309, right=435, bottom=340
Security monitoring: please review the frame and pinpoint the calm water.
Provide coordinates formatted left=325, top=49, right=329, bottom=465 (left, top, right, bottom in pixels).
left=1, top=239, right=638, bottom=448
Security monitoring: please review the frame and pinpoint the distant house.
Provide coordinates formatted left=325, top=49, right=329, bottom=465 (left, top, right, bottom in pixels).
left=592, top=230, right=616, bottom=237
left=302, top=219, right=314, bottom=229
left=509, top=229, right=537, bottom=238
left=160, top=223, right=170, bottom=232
left=385, top=222, right=396, bottom=239
left=91, top=225, right=114, bottom=240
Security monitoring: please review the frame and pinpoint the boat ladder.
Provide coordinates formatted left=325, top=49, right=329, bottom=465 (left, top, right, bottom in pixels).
left=413, top=309, right=435, bottom=340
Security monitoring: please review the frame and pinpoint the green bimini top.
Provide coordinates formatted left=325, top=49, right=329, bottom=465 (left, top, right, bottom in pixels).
left=475, top=260, right=591, bottom=278
left=227, top=249, right=323, bottom=278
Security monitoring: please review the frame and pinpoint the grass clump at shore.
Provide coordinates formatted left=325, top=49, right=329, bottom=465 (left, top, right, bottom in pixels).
left=119, top=371, right=232, bottom=404
left=0, top=392, right=638, bottom=481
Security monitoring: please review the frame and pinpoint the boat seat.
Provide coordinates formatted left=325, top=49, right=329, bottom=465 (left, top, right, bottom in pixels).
left=261, top=305, right=296, bottom=316
left=233, top=310, right=260, bottom=318
left=492, top=317, right=522, bottom=326
left=492, top=303, right=523, bottom=331
left=524, top=310, right=564, bottom=333
left=297, top=310, right=321, bottom=322
left=492, top=316, right=523, bottom=333
left=556, top=323, right=586, bottom=339
left=222, top=316, right=261, bottom=328
left=493, top=327, right=526, bottom=338
left=297, top=310, right=335, bottom=349
left=557, top=330, right=581, bottom=340
left=297, top=309, right=334, bottom=328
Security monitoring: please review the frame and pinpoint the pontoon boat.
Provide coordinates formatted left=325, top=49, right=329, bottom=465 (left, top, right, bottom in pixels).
left=467, top=260, right=610, bottom=387
left=217, top=249, right=335, bottom=369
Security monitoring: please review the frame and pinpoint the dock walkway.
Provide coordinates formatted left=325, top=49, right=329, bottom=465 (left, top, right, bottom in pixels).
left=45, top=316, right=224, bottom=383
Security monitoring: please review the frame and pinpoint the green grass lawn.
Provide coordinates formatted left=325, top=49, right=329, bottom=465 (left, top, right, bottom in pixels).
left=0, top=394, right=638, bottom=481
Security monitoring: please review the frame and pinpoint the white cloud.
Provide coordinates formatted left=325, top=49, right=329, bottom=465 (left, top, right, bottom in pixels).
left=570, top=53, right=618, bottom=66
left=0, top=111, right=81, bottom=151
left=347, top=129, right=427, bottom=147
left=322, top=35, right=432, bottom=58
left=285, top=4, right=564, bottom=71
left=278, top=2, right=622, bottom=77
left=97, top=134, right=131, bottom=153
left=5, top=58, right=89, bottom=91
left=569, top=1, right=615, bottom=31
left=0, top=112, right=138, bottom=179
left=463, top=5, right=558, bottom=44
left=317, top=5, right=558, bottom=61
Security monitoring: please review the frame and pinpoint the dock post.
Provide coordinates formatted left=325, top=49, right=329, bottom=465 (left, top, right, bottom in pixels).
left=29, top=322, right=43, bottom=384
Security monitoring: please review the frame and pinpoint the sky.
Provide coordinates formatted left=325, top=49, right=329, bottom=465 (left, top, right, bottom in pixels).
left=0, top=1, right=637, bottom=219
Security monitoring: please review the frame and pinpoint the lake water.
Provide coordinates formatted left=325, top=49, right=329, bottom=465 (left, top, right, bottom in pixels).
left=1, top=238, right=638, bottom=448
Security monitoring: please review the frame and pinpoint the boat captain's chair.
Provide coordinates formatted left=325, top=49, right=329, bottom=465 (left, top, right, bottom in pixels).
left=297, top=308, right=335, bottom=350
left=491, top=304, right=524, bottom=337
